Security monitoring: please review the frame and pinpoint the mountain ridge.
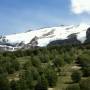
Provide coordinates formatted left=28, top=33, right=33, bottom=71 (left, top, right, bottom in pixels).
left=0, top=23, right=90, bottom=51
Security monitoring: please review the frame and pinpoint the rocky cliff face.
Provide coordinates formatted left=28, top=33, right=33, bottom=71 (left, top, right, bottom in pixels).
left=85, top=28, right=90, bottom=44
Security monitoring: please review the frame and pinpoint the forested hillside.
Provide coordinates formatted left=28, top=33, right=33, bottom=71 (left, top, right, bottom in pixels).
left=0, top=44, right=90, bottom=90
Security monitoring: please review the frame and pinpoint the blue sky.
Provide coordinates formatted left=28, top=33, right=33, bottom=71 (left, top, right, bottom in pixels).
left=0, top=0, right=89, bottom=35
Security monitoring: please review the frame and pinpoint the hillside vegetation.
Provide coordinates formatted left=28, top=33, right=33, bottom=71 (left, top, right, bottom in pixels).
left=0, top=44, right=90, bottom=90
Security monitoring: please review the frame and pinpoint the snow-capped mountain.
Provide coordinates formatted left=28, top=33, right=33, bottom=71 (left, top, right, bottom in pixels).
left=0, top=23, right=90, bottom=51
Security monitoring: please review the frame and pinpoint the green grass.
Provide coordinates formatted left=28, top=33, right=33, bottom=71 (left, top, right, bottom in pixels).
left=54, top=64, right=81, bottom=90
left=16, top=56, right=30, bottom=64
left=54, top=65, right=72, bottom=90
left=7, top=71, right=19, bottom=81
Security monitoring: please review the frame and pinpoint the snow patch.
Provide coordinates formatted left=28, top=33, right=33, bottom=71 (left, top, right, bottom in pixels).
left=5, top=23, right=90, bottom=46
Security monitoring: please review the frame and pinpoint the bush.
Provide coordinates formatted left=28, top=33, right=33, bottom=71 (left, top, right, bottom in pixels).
left=71, top=70, right=82, bottom=83
left=82, top=67, right=90, bottom=77
left=64, top=53, right=74, bottom=64
left=53, top=56, right=65, bottom=67
left=66, top=84, right=80, bottom=90
left=79, top=78, right=90, bottom=90
left=77, top=54, right=90, bottom=67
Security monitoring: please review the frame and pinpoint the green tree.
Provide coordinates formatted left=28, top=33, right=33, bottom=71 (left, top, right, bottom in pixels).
left=31, top=56, right=41, bottom=67
left=77, top=54, right=90, bottom=67
left=71, top=70, right=82, bottom=83
left=64, top=52, right=74, bottom=64
left=35, top=75, right=48, bottom=90
left=53, top=56, right=65, bottom=67
left=10, top=80, right=18, bottom=90
left=46, top=68, right=57, bottom=87
left=0, top=75, right=10, bottom=90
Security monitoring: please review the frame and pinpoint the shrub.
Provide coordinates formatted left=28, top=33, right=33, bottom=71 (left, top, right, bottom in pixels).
left=71, top=70, right=82, bottom=83
left=66, top=84, right=80, bottom=90
left=79, top=78, right=90, bottom=90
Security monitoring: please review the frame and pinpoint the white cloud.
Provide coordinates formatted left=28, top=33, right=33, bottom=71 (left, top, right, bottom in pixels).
left=71, top=0, right=90, bottom=14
